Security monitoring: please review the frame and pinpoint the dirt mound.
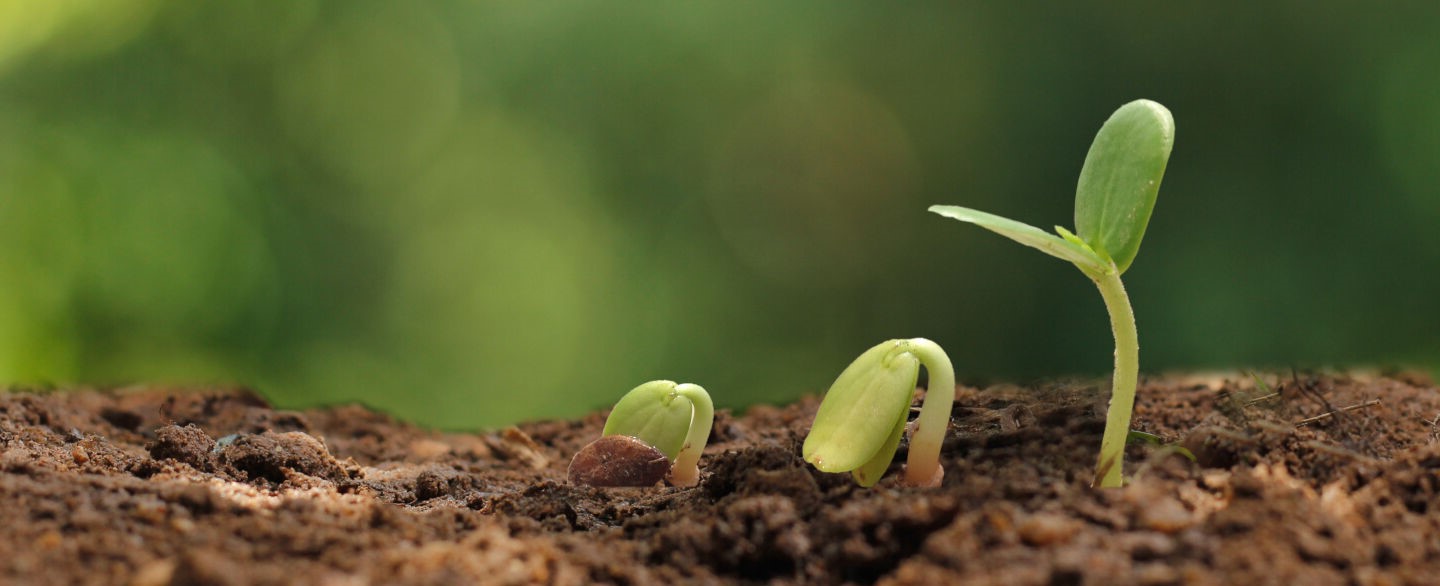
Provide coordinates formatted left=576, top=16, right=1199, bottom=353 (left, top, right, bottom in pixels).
left=1, top=372, right=1437, bottom=584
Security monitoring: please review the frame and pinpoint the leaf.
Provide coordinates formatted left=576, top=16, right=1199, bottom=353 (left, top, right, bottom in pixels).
left=603, top=380, right=692, bottom=459
left=1126, top=430, right=1165, bottom=446
left=803, top=340, right=919, bottom=473
left=928, top=205, right=1106, bottom=274
left=1169, top=445, right=1198, bottom=463
left=1073, top=99, right=1174, bottom=274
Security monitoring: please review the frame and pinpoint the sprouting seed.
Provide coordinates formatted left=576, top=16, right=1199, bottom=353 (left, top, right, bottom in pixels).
left=568, top=380, right=713, bottom=487
left=929, top=99, right=1175, bottom=488
left=803, top=338, right=955, bottom=488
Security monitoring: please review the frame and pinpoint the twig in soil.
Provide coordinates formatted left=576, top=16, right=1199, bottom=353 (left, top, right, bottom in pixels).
left=1300, top=440, right=1377, bottom=463
left=1243, top=393, right=1281, bottom=407
left=1214, top=372, right=1280, bottom=426
left=1243, top=371, right=1281, bottom=407
left=1294, top=400, right=1381, bottom=428
left=1288, top=369, right=1349, bottom=425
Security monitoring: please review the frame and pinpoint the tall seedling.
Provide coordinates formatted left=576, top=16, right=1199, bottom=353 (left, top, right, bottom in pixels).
left=930, top=99, right=1175, bottom=488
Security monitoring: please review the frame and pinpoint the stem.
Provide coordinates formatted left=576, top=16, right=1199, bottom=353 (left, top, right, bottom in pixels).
left=1090, top=266, right=1139, bottom=488
left=667, top=383, right=713, bottom=487
left=903, top=338, right=955, bottom=487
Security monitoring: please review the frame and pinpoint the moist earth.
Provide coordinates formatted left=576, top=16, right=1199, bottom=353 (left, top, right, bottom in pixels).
left=2, top=372, right=1438, bottom=585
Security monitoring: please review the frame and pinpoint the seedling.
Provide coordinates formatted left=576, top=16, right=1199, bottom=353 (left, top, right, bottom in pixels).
left=803, top=338, right=955, bottom=488
left=568, top=380, right=713, bottom=487
left=929, top=99, right=1174, bottom=488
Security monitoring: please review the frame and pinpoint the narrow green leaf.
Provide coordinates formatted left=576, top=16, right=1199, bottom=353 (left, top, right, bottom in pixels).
left=1126, top=430, right=1164, bottom=446
left=603, top=380, right=691, bottom=459
left=928, top=205, right=1106, bottom=274
left=1126, top=430, right=1197, bottom=463
left=1073, top=99, right=1174, bottom=274
left=803, top=340, right=919, bottom=473
left=1170, top=446, right=1198, bottom=463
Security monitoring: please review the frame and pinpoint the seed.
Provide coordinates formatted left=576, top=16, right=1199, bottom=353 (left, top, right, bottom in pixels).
left=567, top=435, right=671, bottom=487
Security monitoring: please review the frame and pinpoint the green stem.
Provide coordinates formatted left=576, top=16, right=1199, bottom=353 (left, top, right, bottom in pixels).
left=667, top=383, right=713, bottom=487
left=1090, top=266, right=1139, bottom=488
left=903, top=338, right=955, bottom=487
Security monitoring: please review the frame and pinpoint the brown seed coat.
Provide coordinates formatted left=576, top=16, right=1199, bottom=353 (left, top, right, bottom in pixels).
left=567, top=435, right=672, bottom=487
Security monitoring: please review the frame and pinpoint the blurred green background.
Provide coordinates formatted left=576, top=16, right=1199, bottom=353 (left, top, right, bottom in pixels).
left=1, top=1, right=1437, bottom=429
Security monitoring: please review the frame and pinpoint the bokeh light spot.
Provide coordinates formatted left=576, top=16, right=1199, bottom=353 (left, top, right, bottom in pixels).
left=274, top=2, right=461, bottom=191
left=706, top=74, right=920, bottom=288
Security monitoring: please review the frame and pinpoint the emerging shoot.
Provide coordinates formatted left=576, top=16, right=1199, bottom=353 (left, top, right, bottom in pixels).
left=568, top=380, right=714, bottom=487
left=803, top=338, right=956, bottom=488
left=929, top=99, right=1174, bottom=488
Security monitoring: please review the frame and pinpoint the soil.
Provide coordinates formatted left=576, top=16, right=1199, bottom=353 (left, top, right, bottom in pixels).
left=3, top=371, right=1439, bottom=585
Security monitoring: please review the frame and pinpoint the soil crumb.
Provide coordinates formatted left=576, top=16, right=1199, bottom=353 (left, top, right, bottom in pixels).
left=2, top=372, right=1439, bottom=585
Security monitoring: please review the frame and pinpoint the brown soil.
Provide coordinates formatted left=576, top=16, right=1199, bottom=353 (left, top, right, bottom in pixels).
left=3, top=372, right=1439, bottom=585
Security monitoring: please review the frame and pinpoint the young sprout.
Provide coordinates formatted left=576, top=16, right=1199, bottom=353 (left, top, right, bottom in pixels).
left=568, top=380, right=714, bottom=487
left=803, top=338, right=955, bottom=488
left=929, top=99, right=1174, bottom=488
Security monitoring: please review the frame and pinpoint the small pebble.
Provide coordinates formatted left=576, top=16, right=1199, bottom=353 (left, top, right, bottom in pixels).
left=1138, top=497, right=1194, bottom=534
left=408, top=439, right=452, bottom=460
left=170, top=517, right=196, bottom=533
left=1018, top=513, right=1081, bottom=546
left=1119, top=531, right=1177, bottom=559
left=1134, top=561, right=1180, bottom=585
left=37, top=530, right=62, bottom=550
left=128, top=559, right=176, bottom=586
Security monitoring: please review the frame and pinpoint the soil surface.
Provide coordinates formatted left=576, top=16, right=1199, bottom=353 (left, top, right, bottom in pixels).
left=3, top=371, right=1439, bottom=585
